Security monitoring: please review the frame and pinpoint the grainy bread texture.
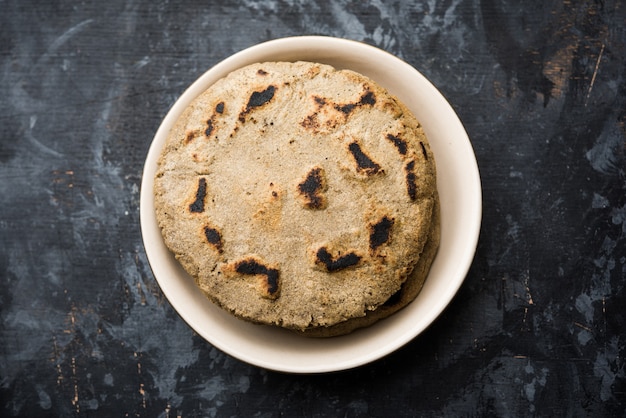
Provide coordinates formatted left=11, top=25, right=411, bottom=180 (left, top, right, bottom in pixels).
left=298, top=198, right=440, bottom=337
left=154, top=61, right=439, bottom=336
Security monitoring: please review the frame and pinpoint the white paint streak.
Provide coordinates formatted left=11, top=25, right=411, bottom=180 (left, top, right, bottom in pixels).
left=585, top=43, right=605, bottom=106
left=34, top=19, right=94, bottom=71
left=25, top=127, right=64, bottom=158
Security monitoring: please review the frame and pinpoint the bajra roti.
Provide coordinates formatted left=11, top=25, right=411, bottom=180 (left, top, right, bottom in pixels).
left=154, top=61, right=439, bottom=334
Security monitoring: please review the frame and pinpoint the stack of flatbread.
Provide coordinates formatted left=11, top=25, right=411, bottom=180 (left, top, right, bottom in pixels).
left=154, top=61, right=439, bottom=337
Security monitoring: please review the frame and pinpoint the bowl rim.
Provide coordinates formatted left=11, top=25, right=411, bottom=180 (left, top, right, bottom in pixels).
left=140, top=35, right=482, bottom=373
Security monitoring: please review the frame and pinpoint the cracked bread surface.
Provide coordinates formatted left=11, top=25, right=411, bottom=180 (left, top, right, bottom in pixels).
left=154, top=61, right=439, bottom=334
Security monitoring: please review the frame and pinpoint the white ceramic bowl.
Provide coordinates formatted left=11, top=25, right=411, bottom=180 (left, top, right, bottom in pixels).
left=140, top=36, right=481, bottom=373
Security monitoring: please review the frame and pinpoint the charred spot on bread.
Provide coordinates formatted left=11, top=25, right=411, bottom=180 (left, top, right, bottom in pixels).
left=234, top=257, right=280, bottom=299
left=203, top=225, right=223, bottom=253
left=405, top=160, right=417, bottom=201
left=205, top=119, right=214, bottom=137
left=297, top=167, right=327, bottom=209
left=204, top=103, right=225, bottom=137
left=189, top=178, right=207, bottom=213
left=334, top=103, right=356, bottom=114
left=300, top=114, right=319, bottom=130
left=359, top=89, right=376, bottom=105
left=302, top=89, right=377, bottom=132
left=348, top=142, right=382, bottom=175
left=185, top=130, right=196, bottom=144
left=420, top=142, right=428, bottom=160
left=386, top=133, right=408, bottom=156
left=248, top=85, right=276, bottom=108
left=369, top=216, right=394, bottom=252
left=239, top=85, right=276, bottom=122
left=300, top=95, right=326, bottom=130
left=334, top=89, right=376, bottom=114
left=315, top=247, right=362, bottom=272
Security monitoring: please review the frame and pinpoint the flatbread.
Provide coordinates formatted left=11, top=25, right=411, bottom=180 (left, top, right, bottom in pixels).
left=154, top=61, right=438, bottom=334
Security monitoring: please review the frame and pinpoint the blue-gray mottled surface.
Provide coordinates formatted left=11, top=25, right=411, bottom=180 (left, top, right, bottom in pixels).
left=1, top=0, right=625, bottom=416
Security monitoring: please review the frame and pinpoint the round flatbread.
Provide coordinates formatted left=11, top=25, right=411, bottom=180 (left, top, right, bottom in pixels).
left=154, top=61, right=438, bottom=333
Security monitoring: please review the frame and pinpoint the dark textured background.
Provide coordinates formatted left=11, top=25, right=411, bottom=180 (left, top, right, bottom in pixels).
left=1, top=0, right=625, bottom=416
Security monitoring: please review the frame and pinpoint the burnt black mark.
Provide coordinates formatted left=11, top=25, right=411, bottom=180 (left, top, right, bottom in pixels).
left=334, top=89, right=376, bottom=114
left=205, top=119, right=214, bottom=137
left=300, top=114, right=318, bottom=130
left=203, top=226, right=223, bottom=253
left=189, top=178, right=207, bottom=213
left=335, top=103, right=356, bottom=114
left=314, top=96, right=326, bottom=106
left=316, top=247, right=361, bottom=272
left=420, top=142, right=428, bottom=160
left=204, top=103, right=225, bottom=137
left=235, top=258, right=280, bottom=297
left=257, top=69, right=268, bottom=75
left=349, top=142, right=381, bottom=175
left=297, top=167, right=326, bottom=209
left=239, top=85, right=276, bottom=122
left=405, top=160, right=417, bottom=201
left=359, top=90, right=376, bottom=105
left=369, top=216, right=394, bottom=251
left=386, top=133, right=407, bottom=155
left=248, top=86, right=275, bottom=107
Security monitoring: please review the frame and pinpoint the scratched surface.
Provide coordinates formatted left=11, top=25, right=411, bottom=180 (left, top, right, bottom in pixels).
left=1, top=0, right=625, bottom=416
